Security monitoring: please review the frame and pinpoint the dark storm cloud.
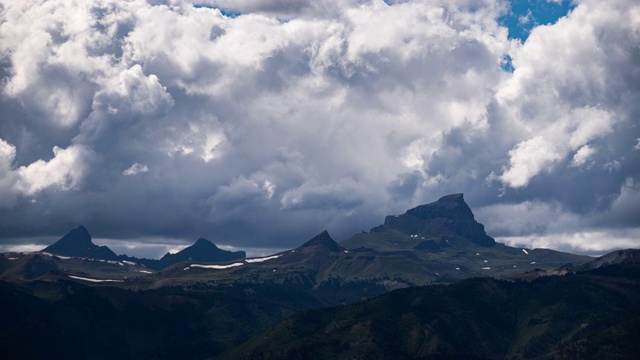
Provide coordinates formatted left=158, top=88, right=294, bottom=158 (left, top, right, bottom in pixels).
left=0, top=0, right=639, bottom=257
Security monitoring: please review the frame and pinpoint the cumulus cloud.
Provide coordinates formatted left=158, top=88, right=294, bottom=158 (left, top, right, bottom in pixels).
left=123, top=163, right=149, bottom=176
left=0, top=138, right=92, bottom=207
left=0, top=0, right=638, bottom=255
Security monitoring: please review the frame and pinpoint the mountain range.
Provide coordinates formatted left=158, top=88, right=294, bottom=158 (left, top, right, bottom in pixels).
left=42, top=225, right=246, bottom=271
left=1, top=193, right=637, bottom=359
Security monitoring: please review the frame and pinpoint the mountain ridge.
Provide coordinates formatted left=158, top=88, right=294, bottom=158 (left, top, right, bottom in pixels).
left=40, top=227, right=245, bottom=270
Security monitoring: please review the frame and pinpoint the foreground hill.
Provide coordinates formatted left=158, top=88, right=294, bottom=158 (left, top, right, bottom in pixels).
left=223, top=251, right=640, bottom=360
left=1, top=249, right=636, bottom=360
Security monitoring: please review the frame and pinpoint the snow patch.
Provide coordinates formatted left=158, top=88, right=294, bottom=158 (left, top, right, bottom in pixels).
left=190, top=262, right=244, bottom=269
left=68, top=275, right=123, bottom=283
left=137, top=270, right=152, bottom=274
left=530, top=261, right=536, bottom=265
left=482, top=267, right=491, bottom=270
left=245, top=254, right=282, bottom=263
left=455, top=267, right=460, bottom=270
left=8, top=257, right=18, bottom=260
left=522, top=249, right=529, bottom=254
left=123, top=260, right=137, bottom=265
left=483, top=260, right=488, bottom=263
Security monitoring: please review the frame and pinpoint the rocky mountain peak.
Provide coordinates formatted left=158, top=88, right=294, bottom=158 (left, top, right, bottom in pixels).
left=192, top=238, right=220, bottom=249
left=43, top=226, right=118, bottom=259
left=384, top=193, right=495, bottom=247
left=405, top=193, right=475, bottom=222
left=157, top=238, right=245, bottom=266
left=299, top=230, right=342, bottom=253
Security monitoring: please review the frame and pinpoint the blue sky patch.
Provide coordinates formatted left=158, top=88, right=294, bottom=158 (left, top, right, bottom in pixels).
left=499, top=0, right=575, bottom=42
left=193, top=4, right=242, bottom=18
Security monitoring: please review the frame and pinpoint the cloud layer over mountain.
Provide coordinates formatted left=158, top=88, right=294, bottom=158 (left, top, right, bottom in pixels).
left=1, top=0, right=638, bottom=256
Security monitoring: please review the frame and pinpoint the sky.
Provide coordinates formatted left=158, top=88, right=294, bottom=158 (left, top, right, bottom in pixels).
left=0, top=0, right=639, bottom=258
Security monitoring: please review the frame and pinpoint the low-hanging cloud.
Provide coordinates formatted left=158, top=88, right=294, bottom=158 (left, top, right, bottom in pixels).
left=0, top=0, right=638, bottom=255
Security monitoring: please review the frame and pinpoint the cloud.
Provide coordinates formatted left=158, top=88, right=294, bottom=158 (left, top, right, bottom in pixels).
left=496, top=136, right=562, bottom=188
left=0, top=138, right=92, bottom=207
left=123, top=163, right=149, bottom=176
left=570, top=145, right=596, bottom=167
left=0, top=0, right=639, bottom=256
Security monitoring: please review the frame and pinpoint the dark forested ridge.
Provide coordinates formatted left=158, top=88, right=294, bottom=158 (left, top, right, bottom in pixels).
left=222, top=259, right=640, bottom=360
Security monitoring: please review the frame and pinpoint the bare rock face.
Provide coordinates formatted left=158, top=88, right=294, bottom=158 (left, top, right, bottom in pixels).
left=383, top=194, right=496, bottom=247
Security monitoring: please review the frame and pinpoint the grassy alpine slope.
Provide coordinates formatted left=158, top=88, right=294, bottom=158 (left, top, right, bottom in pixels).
left=223, top=259, right=640, bottom=360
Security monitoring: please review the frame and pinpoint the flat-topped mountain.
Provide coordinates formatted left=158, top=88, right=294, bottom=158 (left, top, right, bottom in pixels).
left=43, top=226, right=118, bottom=260
left=382, top=193, right=495, bottom=247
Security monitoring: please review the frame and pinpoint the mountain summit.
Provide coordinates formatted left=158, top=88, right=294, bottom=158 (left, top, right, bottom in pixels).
left=43, top=226, right=118, bottom=259
left=299, top=230, right=342, bottom=253
left=383, top=193, right=495, bottom=247
left=156, top=238, right=246, bottom=268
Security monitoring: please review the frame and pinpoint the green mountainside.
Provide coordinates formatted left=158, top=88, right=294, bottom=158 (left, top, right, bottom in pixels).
left=223, top=256, right=640, bottom=360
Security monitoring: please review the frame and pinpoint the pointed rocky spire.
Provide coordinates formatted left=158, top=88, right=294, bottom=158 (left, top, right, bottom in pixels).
left=43, top=226, right=118, bottom=259
left=299, top=230, right=341, bottom=252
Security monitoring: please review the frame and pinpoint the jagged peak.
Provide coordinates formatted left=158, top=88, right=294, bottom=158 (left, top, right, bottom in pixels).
left=43, top=225, right=118, bottom=259
left=60, top=225, right=92, bottom=243
left=299, top=230, right=341, bottom=252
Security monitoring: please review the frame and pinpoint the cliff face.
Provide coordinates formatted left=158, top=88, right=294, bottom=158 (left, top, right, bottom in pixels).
left=383, top=194, right=496, bottom=247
